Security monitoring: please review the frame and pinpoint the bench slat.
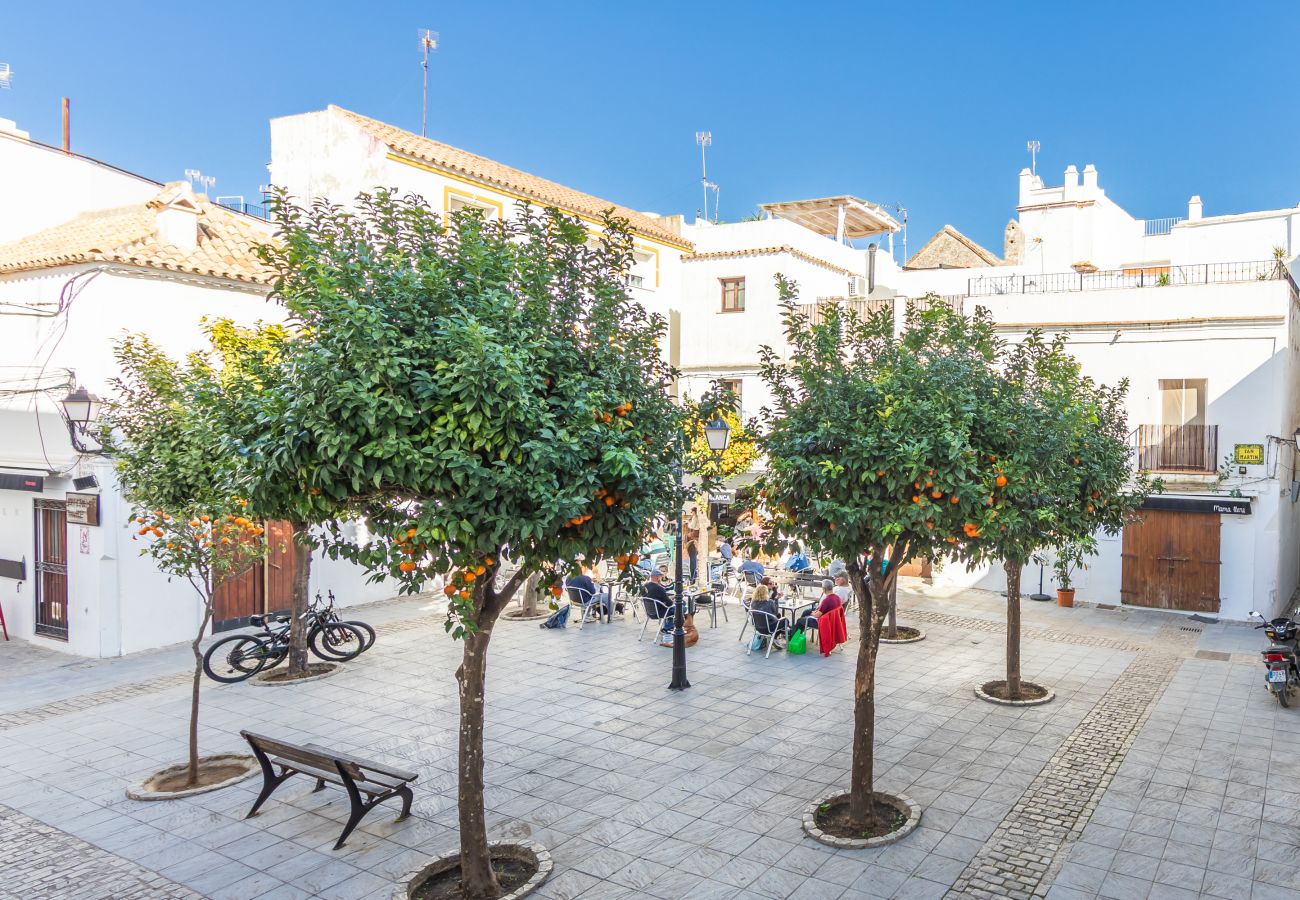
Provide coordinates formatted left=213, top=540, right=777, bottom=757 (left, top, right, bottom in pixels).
left=303, top=743, right=418, bottom=783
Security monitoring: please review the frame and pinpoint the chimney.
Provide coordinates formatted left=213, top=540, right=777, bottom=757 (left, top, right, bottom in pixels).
left=1063, top=165, right=1079, bottom=189
left=867, top=243, right=877, bottom=293
left=1018, top=168, right=1037, bottom=205
left=1082, top=164, right=1098, bottom=191
left=156, top=187, right=201, bottom=251
left=0, top=117, right=29, bottom=140
left=1188, top=195, right=1203, bottom=221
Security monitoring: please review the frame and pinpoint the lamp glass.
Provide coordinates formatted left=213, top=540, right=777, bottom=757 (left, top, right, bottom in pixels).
left=61, top=387, right=101, bottom=426
left=704, top=417, right=730, bottom=453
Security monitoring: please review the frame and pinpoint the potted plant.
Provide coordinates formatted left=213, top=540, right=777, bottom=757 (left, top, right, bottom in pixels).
left=1052, top=541, right=1088, bottom=606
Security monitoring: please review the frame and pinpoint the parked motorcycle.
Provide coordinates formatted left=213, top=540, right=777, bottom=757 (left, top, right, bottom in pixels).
left=1250, top=609, right=1300, bottom=707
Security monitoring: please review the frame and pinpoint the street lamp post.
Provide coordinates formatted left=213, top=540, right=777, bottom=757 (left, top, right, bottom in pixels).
left=669, top=417, right=730, bottom=691
left=60, top=384, right=104, bottom=455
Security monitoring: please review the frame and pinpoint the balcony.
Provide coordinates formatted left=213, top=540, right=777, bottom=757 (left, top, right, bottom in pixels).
left=1136, top=424, right=1218, bottom=474
left=800, top=297, right=892, bottom=326
left=968, top=259, right=1293, bottom=298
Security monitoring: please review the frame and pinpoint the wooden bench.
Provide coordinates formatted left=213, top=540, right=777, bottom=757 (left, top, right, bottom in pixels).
left=240, top=730, right=418, bottom=850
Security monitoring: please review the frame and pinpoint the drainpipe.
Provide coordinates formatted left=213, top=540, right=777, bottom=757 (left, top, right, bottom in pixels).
left=868, top=243, right=877, bottom=294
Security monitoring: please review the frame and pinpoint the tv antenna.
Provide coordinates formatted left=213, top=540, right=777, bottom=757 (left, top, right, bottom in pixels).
left=879, top=202, right=909, bottom=264
left=419, top=29, right=439, bottom=137
left=184, top=168, right=201, bottom=188
left=695, top=131, right=713, bottom=223
left=0, top=64, right=12, bottom=90
left=1026, top=139, right=1040, bottom=176
left=196, top=174, right=215, bottom=196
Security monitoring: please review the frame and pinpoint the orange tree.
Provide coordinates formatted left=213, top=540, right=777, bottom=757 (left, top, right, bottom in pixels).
left=755, top=288, right=1006, bottom=830
left=254, top=191, right=688, bottom=899
left=106, top=338, right=265, bottom=787
left=961, top=330, right=1149, bottom=700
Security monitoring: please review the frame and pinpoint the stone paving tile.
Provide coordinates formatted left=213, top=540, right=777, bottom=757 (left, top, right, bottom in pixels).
left=0, top=586, right=1289, bottom=899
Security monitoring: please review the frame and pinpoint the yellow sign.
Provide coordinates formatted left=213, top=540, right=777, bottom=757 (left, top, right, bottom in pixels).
left=1234, top=444, right=1265, bottom=465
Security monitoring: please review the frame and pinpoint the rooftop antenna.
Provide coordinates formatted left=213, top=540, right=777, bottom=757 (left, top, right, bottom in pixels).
left=695, top=131, right=712, bottom=224
left=196, top=174, right=215, bottom=197
left=184, top=168, right=201, bottom=188
left=0, top=64, right=12, bottom=90
left=1026, top=139, right=1040, bottom=176
left=705, top=181, right=719, bottom=224
left=419, top=29, right=439, bottom=138
left=879, top=202, right=909, bottom=264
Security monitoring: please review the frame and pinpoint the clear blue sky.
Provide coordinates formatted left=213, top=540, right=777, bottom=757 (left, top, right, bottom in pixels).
left=5, top=1, right=1298, bottom=262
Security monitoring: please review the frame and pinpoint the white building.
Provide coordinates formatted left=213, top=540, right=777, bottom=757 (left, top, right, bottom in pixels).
left=0, top=129, right=387, bottom=657
left=670, top=163, right=1300, bottom=621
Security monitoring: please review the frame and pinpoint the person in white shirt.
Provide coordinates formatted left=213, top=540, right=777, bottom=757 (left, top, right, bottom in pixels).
left=833, top=574, right=852, bottom=604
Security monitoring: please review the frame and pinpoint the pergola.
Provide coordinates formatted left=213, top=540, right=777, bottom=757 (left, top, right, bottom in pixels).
left=759, top=196, right=900, bottom=244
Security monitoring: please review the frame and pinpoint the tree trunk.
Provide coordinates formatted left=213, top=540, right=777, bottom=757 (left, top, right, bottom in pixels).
left=1005, top=560, right=1022, bottom=700
left=886, top=578, right=898, bottom=640
left=847, top=562, right=889, bottom=828
left=520, top=573, right=541, bottom=617
left=287, top=523, right=312, bottom=675
left=187, top=605, right=212, bottom=787
left=457, top=624, right=500, bottom=900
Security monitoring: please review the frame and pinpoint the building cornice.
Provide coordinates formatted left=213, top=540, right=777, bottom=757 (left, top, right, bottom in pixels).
left=682, top=245, right=857, bottom=277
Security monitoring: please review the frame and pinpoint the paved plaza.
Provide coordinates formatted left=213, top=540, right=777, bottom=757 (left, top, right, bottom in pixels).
left=1, top=583, right=1297, bottom=900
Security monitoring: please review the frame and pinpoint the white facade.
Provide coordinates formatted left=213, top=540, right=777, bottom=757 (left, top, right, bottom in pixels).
left=0, top=131, right=389, bottom=657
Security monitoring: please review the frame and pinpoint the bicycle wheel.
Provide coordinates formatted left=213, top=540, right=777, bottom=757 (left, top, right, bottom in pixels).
left=203, top=635, right=269, bottom=683
left=309, top=622, right=366, bottom=661
left=342, top=620, right=376, bottom=653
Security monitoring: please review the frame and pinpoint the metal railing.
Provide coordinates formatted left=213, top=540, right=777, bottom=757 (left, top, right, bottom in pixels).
left=801, top=297, right=892, bottom=325
left=1136, top=424, right=1218, bottom=474
left=1143, top=216, right=1184, bottom=236
left=968, top=259, right=1290, bottom=297
left=216, top=198, right=270, bottom=220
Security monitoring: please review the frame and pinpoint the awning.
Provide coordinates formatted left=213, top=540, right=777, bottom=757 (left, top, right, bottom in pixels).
left=759, top=196, right=900, bottom=238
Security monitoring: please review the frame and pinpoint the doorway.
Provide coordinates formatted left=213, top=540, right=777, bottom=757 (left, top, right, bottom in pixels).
left=34, top=499, right=69, bottom=640
left=1120, top=509, right=1221, bottom=612
left=211, top=520, right=299, bottom=632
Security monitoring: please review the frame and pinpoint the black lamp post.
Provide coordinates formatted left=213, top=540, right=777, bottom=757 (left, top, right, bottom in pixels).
left=669, top=416, right=730, bottom=691
left=60, top=385, right=104, bottom=455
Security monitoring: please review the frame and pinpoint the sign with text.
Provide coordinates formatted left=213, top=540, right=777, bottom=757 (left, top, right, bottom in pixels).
left=1142, top=495, right=1251, bottom=516
left=1234, top=444, right=1265, bottom=465
left=709, top=489, right=736, bottom=505
left=65, top=492, right=100, bottom=526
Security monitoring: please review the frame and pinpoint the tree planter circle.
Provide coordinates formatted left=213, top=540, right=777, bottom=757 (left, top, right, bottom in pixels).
left=975, top=680, right=1055, bottom=707
left=501, top=608, right=550, bottom=623
left=392, top=841, right=551, bottom=900
left=802, top=791, right=921, bottom=849
left=126, top=753, right=258, bottom=801
left=250, top=661, right=341, bottom=686
left=879, top=627, right=925, bottom=644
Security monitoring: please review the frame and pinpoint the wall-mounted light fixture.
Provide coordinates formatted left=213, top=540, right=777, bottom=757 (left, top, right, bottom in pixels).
left=59, top=385, right=105, bottom=455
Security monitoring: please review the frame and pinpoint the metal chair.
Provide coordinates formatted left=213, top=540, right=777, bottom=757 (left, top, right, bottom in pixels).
left=746, top=606, right=786, bottom=658
left=568, top=585, right=607, bottom=629
left=638, top=592, right=674, bottom=642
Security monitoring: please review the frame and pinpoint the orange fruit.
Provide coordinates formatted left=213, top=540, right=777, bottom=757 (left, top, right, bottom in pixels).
left=200, top=515, right=210, bottom=522
left=220, top=537, right=231, bottom=544
left=459, top=590, right=470, bottom=600
left=443, top=585, right=457, bottom=597
left=464, top=571, right=476, bottom=582
left=475, top=565, right=486, bottom=576
left=605, top=497, right=615, bottom=506
left=876, top=470, right=885, bottom=477
left=931, top=490, right=942, bottom=499
left=995, top=475, right=1008, bottom=487
left=484, top=557, right=494, bottom=567
left=912, top=496, right=920, bottom=504
left=399, top=561, right=416, bottom=573
left=137, top=527, right=149, bottom=536
left=550, top=585, right=562, bottom=596
left=189, top=519, right=200, bottom=527
left=950, top=496, right=960, bottom=504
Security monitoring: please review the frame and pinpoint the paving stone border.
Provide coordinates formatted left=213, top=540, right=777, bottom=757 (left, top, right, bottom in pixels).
left=801, top=790, right=922, bottom=849
left=392, top=841, right=552, bottom=900
left=249, top=661, right=341, bottom=686
left=973, top=680, right=1056, bottom=707
left=904, top=607, right=1149, bottom=652
left=0, top=803, right=204, bottom=899
left=125, top=753, right=259, bottom=801
left=946, top=635, right=1193, bottom=899
left=879, top=628, right=926, bottom=644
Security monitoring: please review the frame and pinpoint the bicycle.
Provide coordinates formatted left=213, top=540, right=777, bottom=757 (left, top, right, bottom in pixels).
left=314, top=590, right=376, bottom=653
left=202, top=610, right=365, bottom=683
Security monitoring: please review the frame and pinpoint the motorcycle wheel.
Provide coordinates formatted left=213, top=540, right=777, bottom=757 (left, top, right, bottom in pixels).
left=1279, top=686, right=1290, bottom=708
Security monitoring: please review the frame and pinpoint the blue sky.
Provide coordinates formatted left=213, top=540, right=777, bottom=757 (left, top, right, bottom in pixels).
left=5, top=1, right=1298, bottom=263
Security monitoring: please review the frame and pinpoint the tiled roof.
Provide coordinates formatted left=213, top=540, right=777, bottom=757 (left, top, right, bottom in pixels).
left=0, top=183, right=273, bottom=285
left=331, top=106, right=692, bottom=251
left=682, top=245, right=858, bottom=277
left=906, top=224, right=1001, bottom=269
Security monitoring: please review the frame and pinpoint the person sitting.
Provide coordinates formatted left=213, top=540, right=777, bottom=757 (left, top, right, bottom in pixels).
left=749, top=584, right=789, bottom=643
left=827, top=559, right=847, bottom=579
left=760, top=574, right=783, bottom=602
left=795, top=579, right=843, bottom=633
left=642, top=569, right=674, bottom=636
left=833, top=574, right=852, bottom=604
left=566, top=569, right=605, bottom=620
left=783, top=543, right=813, bottom=574
left=738, top=554, right=765, bottom=580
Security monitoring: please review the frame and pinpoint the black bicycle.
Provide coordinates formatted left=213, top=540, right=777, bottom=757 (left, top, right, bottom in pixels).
left=202, top=611, right=366, bottom=683
left=316, top=590, right=376, bottom=653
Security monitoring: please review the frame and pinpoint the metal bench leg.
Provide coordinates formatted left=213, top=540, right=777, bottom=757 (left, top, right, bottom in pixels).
left=395, top=785, right=414, bottom=821
left=334, top=803, right=367, bottom=851
left=313, top=778, right=327, bottom=792
left=245, top=744, right=293, bottom=818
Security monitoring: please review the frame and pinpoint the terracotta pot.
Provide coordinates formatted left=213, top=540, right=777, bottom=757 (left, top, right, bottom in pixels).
left=1056, top=588, right=1075, bottom=607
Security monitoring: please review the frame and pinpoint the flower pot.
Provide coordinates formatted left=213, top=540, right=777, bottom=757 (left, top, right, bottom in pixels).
left=1056, top=588, right=1075, bottom=607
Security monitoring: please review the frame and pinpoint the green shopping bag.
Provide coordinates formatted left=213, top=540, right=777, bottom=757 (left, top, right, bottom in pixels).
left=787, top=628, right=807, bottom=655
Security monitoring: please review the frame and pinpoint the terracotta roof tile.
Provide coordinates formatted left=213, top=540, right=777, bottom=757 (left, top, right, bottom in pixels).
left=0, top=183, right=273, bottom=285
left=331, top=106, right=692, bottom=251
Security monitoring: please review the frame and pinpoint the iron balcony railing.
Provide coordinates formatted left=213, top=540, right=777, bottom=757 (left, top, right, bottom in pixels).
left=1143, top=216, right=1184, bottom=236
left=216, top=198, right=270, bottom=220
left=1136, top=424, right=1218, bottom=474
left=802, top=297, right=892, bottom=325
left=969, top=259, right=1291, bottom=297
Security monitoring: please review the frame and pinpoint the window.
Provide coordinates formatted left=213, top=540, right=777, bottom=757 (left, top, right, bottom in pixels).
left=721, top=378, right=743, bottom=414
left=447, top=194, right=498, bottom=219
left=1160, top=379, right=1206, bottom=426
left=721, top=277, right=746, bottom=312
left=627, top=249, right=654, bottom=290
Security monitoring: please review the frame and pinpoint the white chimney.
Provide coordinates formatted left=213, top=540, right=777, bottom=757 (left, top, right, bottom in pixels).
left=1188, top=195, right=1203, bottom=221
left=1082, top=164, right=1098, bottom=191
left=0, top=117, right=29, bottom=140
left=156, top=192, right=201, bottom=251
left=1063, top=165, right=1079, bottom=188
left=1018, top=168, right=1038, bottom=205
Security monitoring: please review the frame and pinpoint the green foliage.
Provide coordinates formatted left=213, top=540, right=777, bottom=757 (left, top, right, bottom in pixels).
left=255, top=190, right=690, bottom=632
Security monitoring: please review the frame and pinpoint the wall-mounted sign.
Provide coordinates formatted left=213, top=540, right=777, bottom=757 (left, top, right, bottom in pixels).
left=1142, top=495, right=1251, bottom=516
left=0, top=472, right=43, bottom=493
left=709, top=489, right=737, bottom=505
left=1234, top=444, right=1265, bottom=465
left=65, top=492, right=100, bottom=526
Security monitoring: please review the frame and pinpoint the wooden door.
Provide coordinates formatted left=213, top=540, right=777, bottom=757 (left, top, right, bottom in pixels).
left=211, top=519, right=297, bottom=632
left=1121, top=509, right=1220, bottom=612
left=34, top=500, right=68, bottom=640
